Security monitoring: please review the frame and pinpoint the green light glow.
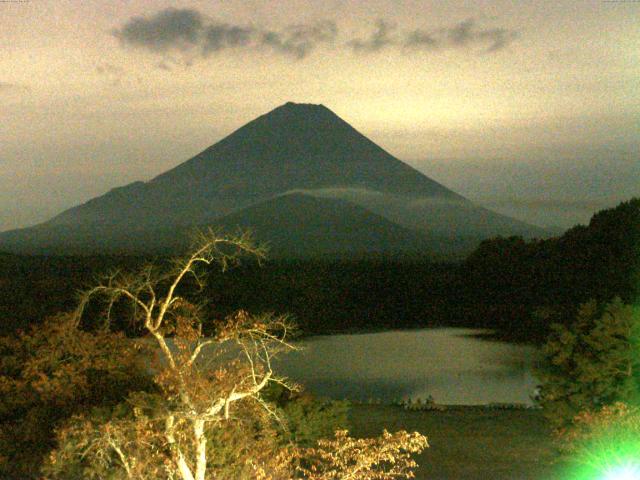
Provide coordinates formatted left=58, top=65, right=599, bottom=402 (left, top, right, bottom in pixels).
left=602, top=462, right=640, bottom=480
left=567, top=440, right=640, bottom=480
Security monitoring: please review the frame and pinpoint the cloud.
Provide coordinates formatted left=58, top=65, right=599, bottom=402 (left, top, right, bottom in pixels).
left=478, top=27, right=520, bottom=52
left=447, top=18, right=476, bottom=46
left=95, top=62, right=128, bottom=85
left=479, top=198, right=613, bottom=211
left=113, top=8, right=204, bottom=51
left=156, top=61, right=172, bottom=71
left=285, top=187, right=386, bottom=199
left=261, top=21, right=337, bottom=59
left=114, top=8, right=336, bottom=60
left=113, top=9, right=519, bottom=62
left=404, top=30, right=439, bottom=50
left=202, top=23, right=254, bottom=54
left=404, top=18, right=519, bottom=53
left=348, top=20, right=396, bottom=53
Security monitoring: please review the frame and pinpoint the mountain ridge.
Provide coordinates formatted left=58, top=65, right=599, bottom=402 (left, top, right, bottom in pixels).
left=0, top=102, right=547, bottom=256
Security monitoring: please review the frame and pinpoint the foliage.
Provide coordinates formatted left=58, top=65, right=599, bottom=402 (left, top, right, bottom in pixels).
left=0, top=253, right=145, bottom=335
left=562, top=402, right=640, bottom=453
left=536, top=298, right=640, bottom=432
left=43, top=392, right=292, bottom=480
left=43, top=388, right=352, bottom=480
left=295, top=429, right=428, bottom=480
left=462, top=197, right=640, bottom=341
left=0, top=313, right=151, bottom=479
left=41, top=231, right=427, bottom=480
left=269, top=386, right=350, bottom=447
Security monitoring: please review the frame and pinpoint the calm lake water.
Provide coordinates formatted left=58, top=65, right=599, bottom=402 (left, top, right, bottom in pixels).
left=273, top=328, right=540, bottom=405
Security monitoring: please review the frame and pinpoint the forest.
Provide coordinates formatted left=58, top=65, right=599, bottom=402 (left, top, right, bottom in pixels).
left=1, top=198, right=638, bottom=343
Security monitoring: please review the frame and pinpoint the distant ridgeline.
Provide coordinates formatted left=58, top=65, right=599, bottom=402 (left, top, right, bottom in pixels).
left=0, top=198, right=637, bottom=342
left=0, top=102, right=547, bottom=258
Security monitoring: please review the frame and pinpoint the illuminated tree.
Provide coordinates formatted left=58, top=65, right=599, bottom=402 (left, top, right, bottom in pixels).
left=42, top=231, right=427, bottom=480
left=295, top=429, right=428, bottom=480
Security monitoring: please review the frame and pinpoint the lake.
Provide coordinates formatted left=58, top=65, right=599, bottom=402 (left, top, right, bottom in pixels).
left=273, top=328, right=540, bottom=405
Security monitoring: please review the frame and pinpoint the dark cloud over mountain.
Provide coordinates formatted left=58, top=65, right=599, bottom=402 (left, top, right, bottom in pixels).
left=113, top=8, right=204, bottom=51
left=202, top=23, right=254, bottom=54
left=348, top=18, right=518, bottom=54
left=260, top=21, right=337, bottom=59
left=113, top=8, right=519, bottom=62
left=113, top=8, right=335, bottom=59
left=443, top=19, right=519, bottom=52
left=348, top=20, right=396, bottom=53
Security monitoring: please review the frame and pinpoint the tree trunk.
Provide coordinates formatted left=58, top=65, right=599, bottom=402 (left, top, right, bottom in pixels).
left=194, top=419, right=207, bottom=480
left=166, top=415, right=196, bottom=480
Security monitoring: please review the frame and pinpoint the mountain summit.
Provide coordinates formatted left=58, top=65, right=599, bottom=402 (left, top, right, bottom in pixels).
left=0, top=102, right=546, bottom=256
left=151, top=101, right=462, bottom=199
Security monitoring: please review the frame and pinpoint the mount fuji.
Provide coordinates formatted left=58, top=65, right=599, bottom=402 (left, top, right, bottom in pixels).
left=0, top=102, right=547, bottom=257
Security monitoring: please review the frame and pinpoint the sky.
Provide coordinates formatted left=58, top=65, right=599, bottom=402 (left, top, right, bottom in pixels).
left=1, top=0, right=638, bottom=231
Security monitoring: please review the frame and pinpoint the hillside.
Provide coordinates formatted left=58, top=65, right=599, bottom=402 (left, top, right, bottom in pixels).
left=214, top=192, right=431, bottom=257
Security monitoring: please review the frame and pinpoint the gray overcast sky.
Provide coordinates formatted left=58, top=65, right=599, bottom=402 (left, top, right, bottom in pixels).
left=1, top=0, right=638, bottom=231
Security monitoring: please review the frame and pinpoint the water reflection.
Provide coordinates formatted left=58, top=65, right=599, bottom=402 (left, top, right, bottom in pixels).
left=273, top=328, right=539, bottom=405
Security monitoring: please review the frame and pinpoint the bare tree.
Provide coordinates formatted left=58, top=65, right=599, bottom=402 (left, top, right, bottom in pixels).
left=67, top=230, right=297, bottom=480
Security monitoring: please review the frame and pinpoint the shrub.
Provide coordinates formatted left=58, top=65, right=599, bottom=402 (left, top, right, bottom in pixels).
left=274, top=391, right=349, bottom=447
left=295, top=429, right=428, bottom=480
left=536, top=298, right=640, bottom=432
left=0, top=314, right=151, bottom=479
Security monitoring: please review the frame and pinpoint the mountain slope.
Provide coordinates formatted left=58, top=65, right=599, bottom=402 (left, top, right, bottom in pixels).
left=213, top=193, right=431, bottom=257
left=0, top=194, right=432, bottom=256
left=151, top=102, right=464, bottom=198
left=0, top=102, right=546, bottom=255
left=43, top=102, right=464, bottom=229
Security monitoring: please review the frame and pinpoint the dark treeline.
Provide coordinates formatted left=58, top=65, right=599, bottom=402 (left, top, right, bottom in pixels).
left=1, top=198, right=637, bottom=343
left=0, top=254, right=147, bottom=335
left=202, top=193, right=639, bottom=342
left=460, top=198, right=639, bottom=341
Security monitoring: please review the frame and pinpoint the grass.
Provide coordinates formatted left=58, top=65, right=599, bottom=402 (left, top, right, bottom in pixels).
left=348, top=404, right=564, bottom=480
